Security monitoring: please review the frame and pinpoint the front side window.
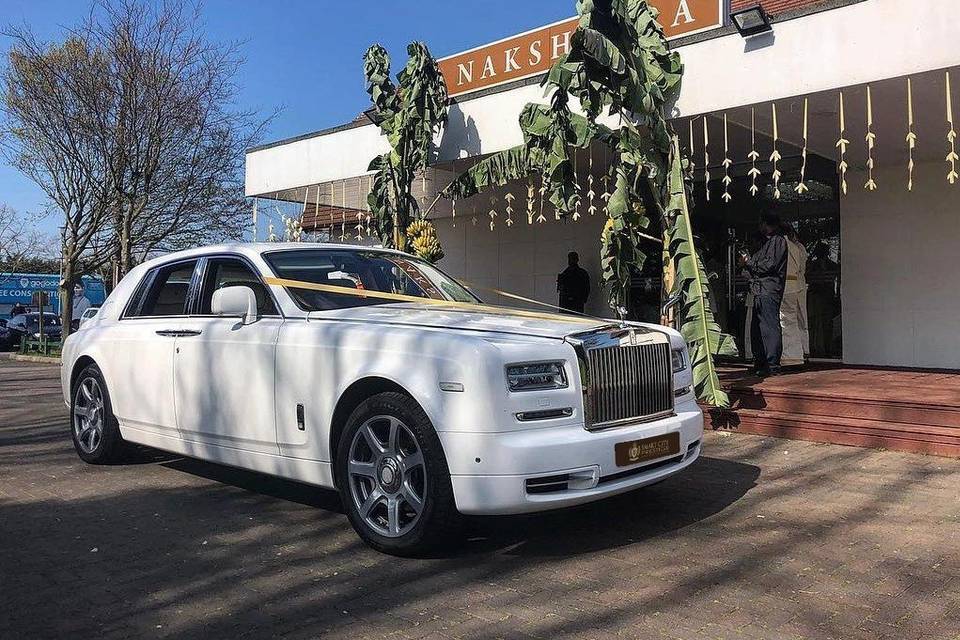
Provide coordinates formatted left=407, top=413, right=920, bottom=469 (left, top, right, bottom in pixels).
left=263, top=249, right=479, bottom=311
left=197, top=257, right=277, bottom=316
left=129, top=261, right=198, bottom=317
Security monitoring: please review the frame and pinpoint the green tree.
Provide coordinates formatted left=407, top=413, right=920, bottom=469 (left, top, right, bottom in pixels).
left=363, top=42, right=448, bottom=256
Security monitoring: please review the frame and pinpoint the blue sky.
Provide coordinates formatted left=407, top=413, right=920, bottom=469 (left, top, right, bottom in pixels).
left=1, top=0, right=571, bottom=229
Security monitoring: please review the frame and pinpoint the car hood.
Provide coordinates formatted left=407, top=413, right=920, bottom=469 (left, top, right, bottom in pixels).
left=310, top=302, right=616, bottom=339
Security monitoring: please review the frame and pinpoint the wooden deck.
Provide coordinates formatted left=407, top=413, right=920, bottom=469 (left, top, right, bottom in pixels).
left=704, top=364, right=960, bottom=457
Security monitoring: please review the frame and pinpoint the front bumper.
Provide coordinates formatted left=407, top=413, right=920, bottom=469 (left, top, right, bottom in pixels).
left=439, top=400, right=704, bottom=515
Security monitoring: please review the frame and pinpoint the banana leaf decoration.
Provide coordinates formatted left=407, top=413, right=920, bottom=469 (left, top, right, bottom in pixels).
left=363, top=42, right=448, bottom=250
left=664, top=136, right=737, bottom=406
left=439, top=0, right=733, bottom=407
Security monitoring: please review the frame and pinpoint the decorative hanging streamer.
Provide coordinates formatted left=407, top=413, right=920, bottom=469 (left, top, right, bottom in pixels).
left=748, top=108, right=760, bottom=196
left=301, top=185, right=309, bottom=219
left=702, top=116, right=711, bottom=202
left=770, top=103, right=782, bottom=199
left=421, top=170, right=427, bottom=206
left=365, top=175, right=373, bottom=236
left=505, top=192, right=515, bottom=226
left=906, top=77, right=917, bottom=191
left=571, top=147, right=581, bottom=221
left=337, top=181, right=346, bottom=242
left=864, top=85, right=877, bottom=191
left=526, top=175, right=536, bottom=224
left=837, top=91, right=849, bottom=195
left=721, top=113, right=732, bottom=203
left=488, top=195, right=498, bottom=231
left=537, top=174, right=547, bottom=224
left=355, top=179, right=364, bottom=240
left=451, top=196, right=457, bottom=228
left=587, top=143, right=597, bottom=215
left=947, top=70, right=958, bottom=185
left=267, top=221, right=276, bottom=242
left=688, top=118, right=696, bottom=176
left=796, top=98, right=810, bottom=194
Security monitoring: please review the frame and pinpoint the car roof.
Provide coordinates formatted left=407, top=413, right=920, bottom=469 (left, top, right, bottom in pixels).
left=137, top=242, right=410, bottom=272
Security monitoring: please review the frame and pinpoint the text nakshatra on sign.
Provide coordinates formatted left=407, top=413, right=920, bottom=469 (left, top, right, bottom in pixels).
left=438, top=0, right=723, bottom=97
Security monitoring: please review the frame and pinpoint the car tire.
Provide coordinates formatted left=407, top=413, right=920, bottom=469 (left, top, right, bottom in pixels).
left=71, top=363, right=125, bottom=464
left=336, top=392, right=460, bottom=556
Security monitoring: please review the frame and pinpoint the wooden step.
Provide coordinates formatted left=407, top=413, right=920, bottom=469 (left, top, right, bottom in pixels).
left=727, top=387, right=960, bottom=429
left=707, top=407, right=960, bottom=458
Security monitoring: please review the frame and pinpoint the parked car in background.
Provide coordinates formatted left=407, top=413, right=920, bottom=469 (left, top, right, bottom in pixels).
left=2, top=312, right=62, bottom=349
left=61, top=243, right=702, bottom=555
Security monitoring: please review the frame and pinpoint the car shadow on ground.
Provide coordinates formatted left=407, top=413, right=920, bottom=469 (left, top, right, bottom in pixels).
left=160, top=453, right=760, bottom=558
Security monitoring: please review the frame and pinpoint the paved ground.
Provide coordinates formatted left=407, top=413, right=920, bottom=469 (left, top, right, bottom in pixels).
left=1, top=357, right=959, bottom=640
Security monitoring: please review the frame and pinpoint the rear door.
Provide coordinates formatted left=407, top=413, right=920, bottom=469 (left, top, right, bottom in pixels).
left=102, top=259, right=200, bottom=440
left=173, top=256, right=282, bottom=455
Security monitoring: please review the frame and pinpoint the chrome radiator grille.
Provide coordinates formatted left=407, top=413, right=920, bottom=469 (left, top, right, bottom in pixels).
left=586, top=342, right=673, bottom=429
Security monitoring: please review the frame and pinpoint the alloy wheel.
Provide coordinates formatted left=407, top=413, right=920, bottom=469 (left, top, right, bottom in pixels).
left=347, top=415, right=427, bottom=538
left=74, top=377, right=105, bottom=454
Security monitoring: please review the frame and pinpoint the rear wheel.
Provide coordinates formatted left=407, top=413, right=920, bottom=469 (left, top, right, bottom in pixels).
left=336, top=392, right=460, bottom=556
left=71, top=363, right=125, bottom=464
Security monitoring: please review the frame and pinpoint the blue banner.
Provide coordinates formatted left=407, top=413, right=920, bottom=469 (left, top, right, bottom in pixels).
left=0, top=273, right=107, bottom=313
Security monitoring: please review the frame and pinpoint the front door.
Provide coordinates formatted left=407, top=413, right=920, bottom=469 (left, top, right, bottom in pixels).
left=103, top=259, right=199, bottom=440
left=173, top=256, right=282, bottom=455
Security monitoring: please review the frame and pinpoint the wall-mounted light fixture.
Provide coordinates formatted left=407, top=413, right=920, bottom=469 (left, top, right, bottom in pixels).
left=730, top=5, right=773, bottom=38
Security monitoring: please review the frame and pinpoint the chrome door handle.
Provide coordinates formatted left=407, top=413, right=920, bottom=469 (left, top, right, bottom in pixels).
left=155, top=329, right=203, bottom=337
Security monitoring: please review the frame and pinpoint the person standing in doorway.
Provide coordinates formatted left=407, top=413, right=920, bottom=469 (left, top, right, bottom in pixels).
left=779, top=223, right=809, bottom=367
left=557, top=251, right=590, bottom=314
left=739, top=213, right=787, bottom=377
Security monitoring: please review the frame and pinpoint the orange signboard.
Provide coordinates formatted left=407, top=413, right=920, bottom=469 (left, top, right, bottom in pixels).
left=438, top=0, right=724, bottom=97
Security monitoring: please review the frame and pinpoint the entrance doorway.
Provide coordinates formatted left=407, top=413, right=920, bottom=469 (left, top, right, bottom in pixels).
left=691, top=172, right=843, bottom=361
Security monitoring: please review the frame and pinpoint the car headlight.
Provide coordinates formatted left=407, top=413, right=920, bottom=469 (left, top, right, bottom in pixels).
left=671, top=348, right=687, bottom=373
left=506, top=361, right=568, bottom=392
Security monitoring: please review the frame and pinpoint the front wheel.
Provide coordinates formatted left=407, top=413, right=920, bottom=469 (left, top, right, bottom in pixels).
left=71, top=363, right=125, bottom=464
left=336, top=392, right=460, bottom=556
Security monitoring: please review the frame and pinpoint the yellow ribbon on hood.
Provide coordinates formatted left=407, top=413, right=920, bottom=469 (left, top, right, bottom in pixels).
left=262, top=276, right=603, bottom=325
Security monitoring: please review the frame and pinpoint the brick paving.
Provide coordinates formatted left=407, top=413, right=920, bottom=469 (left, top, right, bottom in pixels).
left=1, top=356, right=959, bottom=640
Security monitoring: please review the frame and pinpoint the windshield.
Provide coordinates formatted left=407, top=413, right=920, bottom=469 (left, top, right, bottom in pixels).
left=263, top=249, right=480, bottom=311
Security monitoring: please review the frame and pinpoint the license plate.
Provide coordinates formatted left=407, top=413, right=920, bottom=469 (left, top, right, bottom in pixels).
left=615, top=432, right=681, bottom=467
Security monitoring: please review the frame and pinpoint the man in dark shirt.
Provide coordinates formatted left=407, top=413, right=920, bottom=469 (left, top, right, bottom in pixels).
left=740, top=213, right=788, bottom=377
left=557, top=251, right=590, bottom=314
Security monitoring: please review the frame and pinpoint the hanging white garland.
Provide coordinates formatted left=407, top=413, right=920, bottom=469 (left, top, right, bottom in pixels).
left=795, top=98, right=809, bottom=195
left=488, top=194, right=498, bottom=231
left=355, top=178, right=364, bottom=241
left=864, top=85, right=878, bottom=191
left=702, top=116, right=710, bottom=202
left=505, top=192, right=515, bottom=226
left=947, top=70, right=958, bottom=185
left=837, top=91, right=849, bottom=196
left=770, top=103, right=782, bottom=200
left=526, top=175, right=535, bottom=225
left=748, top=107, right=760, bottom=196
left=906, top=78, right=917, bottom=192
left=721, top=113, right=732, bottom=203
left=587, top=143, right=597, bottom=216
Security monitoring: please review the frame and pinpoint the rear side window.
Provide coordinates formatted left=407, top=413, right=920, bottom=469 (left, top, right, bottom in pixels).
left=197, top=257, right=277, bottom=316
left=127, top=261, right=198, bottom=317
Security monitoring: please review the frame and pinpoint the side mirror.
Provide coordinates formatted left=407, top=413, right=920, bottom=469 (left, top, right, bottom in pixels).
left=211, top=285, right=258, bottom=324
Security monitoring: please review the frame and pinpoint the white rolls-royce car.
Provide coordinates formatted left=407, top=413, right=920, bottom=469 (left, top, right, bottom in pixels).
left=62, top=243, right=703, bottom=554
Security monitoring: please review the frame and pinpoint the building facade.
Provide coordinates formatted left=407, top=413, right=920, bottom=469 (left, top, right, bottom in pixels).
left=245, top=0, right=960, bottom=370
